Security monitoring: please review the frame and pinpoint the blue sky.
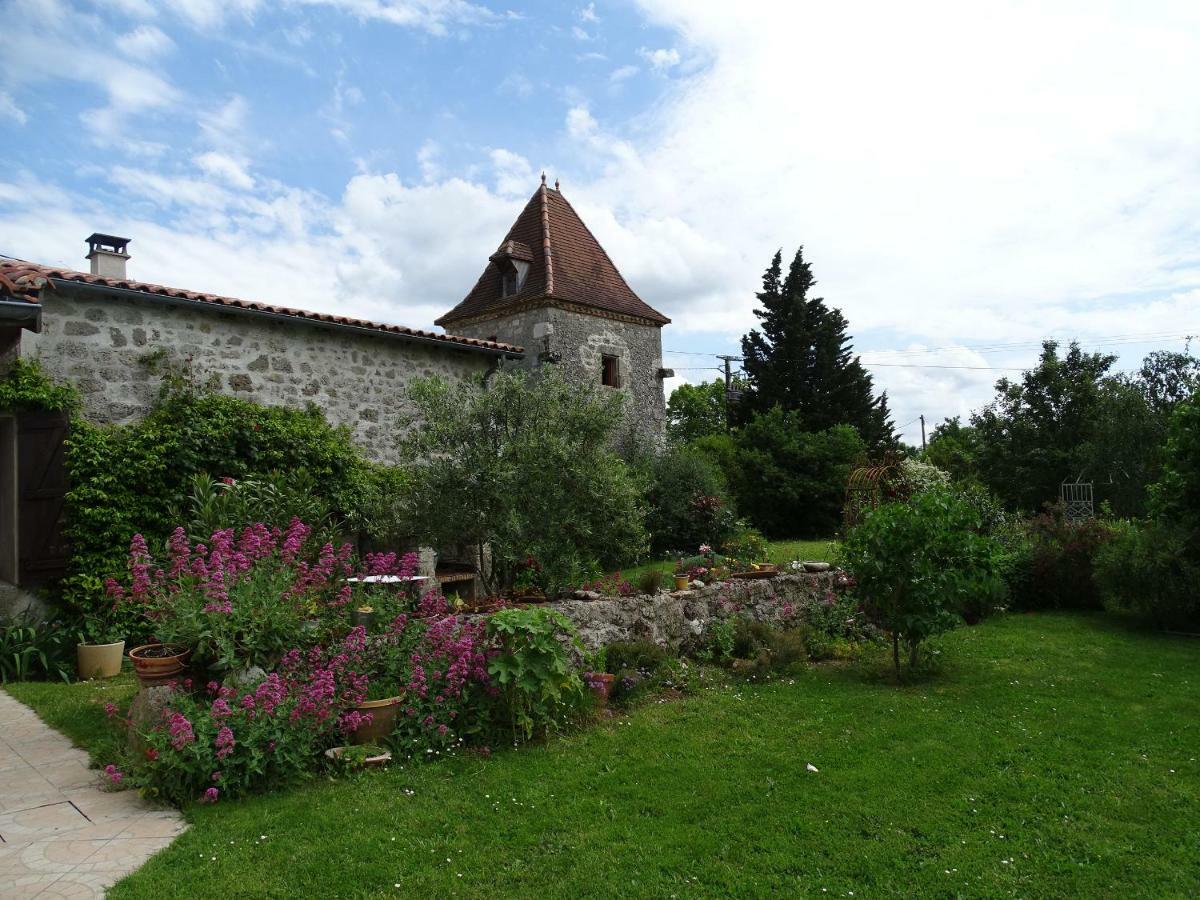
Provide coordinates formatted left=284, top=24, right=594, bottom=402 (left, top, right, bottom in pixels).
left=4, top=0, right=1200, bottom=445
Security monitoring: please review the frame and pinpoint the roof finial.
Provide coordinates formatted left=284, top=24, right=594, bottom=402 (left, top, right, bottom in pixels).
left=554, top=177, right=560, bottom=191
left=540, top=171, right=547, bottom=186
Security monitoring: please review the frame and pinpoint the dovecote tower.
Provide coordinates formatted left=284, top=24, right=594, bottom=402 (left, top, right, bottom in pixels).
left=437, top=176, right=672, bottom=448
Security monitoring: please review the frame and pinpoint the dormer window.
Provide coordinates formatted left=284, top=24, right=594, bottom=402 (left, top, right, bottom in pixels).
left=501, top=267, right=518, bottom=297
left=490, top=240, right=534, bottom=299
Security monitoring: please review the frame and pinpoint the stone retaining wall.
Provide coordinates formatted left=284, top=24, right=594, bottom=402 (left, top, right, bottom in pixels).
left=546, top=572, right=843, bottom=651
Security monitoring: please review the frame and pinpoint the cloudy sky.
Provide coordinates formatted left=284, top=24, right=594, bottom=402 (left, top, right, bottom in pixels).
left=3, top=0, right=1199, bottom=444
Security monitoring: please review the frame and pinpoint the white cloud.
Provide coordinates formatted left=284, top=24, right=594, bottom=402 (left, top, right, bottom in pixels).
left=610, top=65, right=638, bottom=84
left=572, top=26, right=592, bottom=41
left=580, top=3, right=599, bottom=23
left=116, top=25, right=176, bottom=58
left=417, top=140, right=441, bottom=182
left=489, top=148, right=535, bottom=197
left=498, top=73, right=534, bottom=99
left=194, top=151, right=255, bottom=189
left=637, top=46, right=680, bottom=71
left=0, top=92, right=28, bottom=125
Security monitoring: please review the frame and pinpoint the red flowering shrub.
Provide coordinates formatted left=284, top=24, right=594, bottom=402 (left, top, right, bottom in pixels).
left=134, top=628, right=374, bottom=804
left=106, top=520, right=418, bottom=672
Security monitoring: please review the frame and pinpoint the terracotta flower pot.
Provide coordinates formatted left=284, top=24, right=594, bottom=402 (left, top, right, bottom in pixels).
left=76, top=640, right=125, bottom=680
left=350, top=695, right=404, bottom=745
left=673, top=575, right=690, bottom=591
left=128, top=643, right=190, bottom=687
left=587, top=672, right=616, bottom=706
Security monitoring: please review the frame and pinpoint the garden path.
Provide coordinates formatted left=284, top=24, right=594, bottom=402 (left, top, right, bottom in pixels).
left=0, top=690, right=186, bottom=898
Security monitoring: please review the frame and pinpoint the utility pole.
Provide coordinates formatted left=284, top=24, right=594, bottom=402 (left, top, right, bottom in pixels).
left=717, top=355, right=739, bottom=432
left=919, top=414, right=927, bottom=452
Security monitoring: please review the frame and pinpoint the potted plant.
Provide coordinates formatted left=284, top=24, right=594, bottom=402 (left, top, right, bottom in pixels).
left=348, top=630, right=412, bottom=745
left=584, top=670, right=616, bottom=705
left=673, top=559, right=690, bottom=591
left=325, top=743, right=392, bottom=769
left=352, top=604, right=376, bottom=631
left=128, top=642, right=191, bottom=687
left=76, top=614, right=125, bottom=681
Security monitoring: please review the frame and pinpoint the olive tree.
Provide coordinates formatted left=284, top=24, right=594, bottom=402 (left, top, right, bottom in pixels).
left=401, top=368, right=647, bottom=597
left=839, top=488, right=1004, bottom=680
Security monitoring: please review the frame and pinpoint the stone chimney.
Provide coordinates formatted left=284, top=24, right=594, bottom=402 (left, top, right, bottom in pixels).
left=85, top=233, right=131, bottom=278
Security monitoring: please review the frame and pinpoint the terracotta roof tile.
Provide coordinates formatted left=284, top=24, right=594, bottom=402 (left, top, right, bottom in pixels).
left=0, top=259, right=523, bottom=355
left=436, top=181, right=670, bottom=327
left=0, top=264, right=52, bottom=302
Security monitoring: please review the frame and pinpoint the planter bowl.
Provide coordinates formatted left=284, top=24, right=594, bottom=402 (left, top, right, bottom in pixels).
left=325, top=745, right=392, bottom=768
left=76, top=640, right=125, bottom=680
left=128, top=643, right=190, bottom=687
left=673, top=575, right=690, bottom=591
left=351, top=695, right=405, bottom=745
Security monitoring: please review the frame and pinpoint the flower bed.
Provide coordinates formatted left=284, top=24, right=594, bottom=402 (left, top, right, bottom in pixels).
left=101, top=521, right=587, bottom=805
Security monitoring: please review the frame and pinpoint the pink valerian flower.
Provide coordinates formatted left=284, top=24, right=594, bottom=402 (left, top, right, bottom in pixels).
left=337, top=709, right=372, bottom=735
left=211, top=770, right=222, bottom=781
left=103, top=702, right=119, bottom=719
left=167, top=712, right=195, bottom=750
left=214, top=726, right=235, bottom=760
left=280, top=518, right=311, bottom=565
left=210, top=698, right=234, bottom=721
left=103, top=764, right=123, bottom=784
left=144, top=747, right=159, bottom=762
left=128, top=533, right=154, bottom=601
left=200, top=787, right=219, bottom=804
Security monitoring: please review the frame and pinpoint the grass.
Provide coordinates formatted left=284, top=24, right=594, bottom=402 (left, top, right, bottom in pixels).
left=7, top=613, right=1199, bottom=897
left=619, top=537, right=838, bottom=585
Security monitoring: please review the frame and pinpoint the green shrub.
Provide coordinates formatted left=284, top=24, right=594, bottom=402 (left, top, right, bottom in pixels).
left=1095, top=519, right=1200, bottom=630
left=727, top=409, right=865, bottom=538
left=0, top=357, right=79, bottom=413
left=486, top=608, right=585, bottom=743
left=604, top=640, right=669, bottom=675
left=643, top=445, right=736, bottom=554
left=404, top=369, right=647, bottom=597
left=839, top=488, right=1004, bottom=679
left=720, top=526, right=769, bottom=567
left=62, top=375, right=376, bottom=617
left=169, top=472, right=336, bottom=544
left=1004, top=509, right=1111, bottom=611
left=729, top=620, right=810, bottom=680
left=635, top=568, right=666, bottom=595
left=0, top=614, right=82, bottom=683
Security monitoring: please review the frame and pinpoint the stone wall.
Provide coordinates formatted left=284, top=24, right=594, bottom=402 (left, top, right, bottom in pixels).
left=546, top=573, right=842, bottom=651
left=22, top=285, right=504, bottom=463
left=452, top=303, right=668, bottom=450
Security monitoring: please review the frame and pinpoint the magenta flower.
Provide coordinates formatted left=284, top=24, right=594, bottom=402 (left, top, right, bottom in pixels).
left=103, top=764, right=123, bottom=785
left=201, top=787, right=220, bottom=803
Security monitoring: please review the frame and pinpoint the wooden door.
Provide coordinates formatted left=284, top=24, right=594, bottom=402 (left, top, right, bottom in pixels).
left=17, top=411, right=69, bottom=584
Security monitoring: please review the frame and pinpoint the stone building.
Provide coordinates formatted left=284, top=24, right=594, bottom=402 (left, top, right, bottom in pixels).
left=0, top=180, right=671, bottom=600
left=439, top=176, right=673, bottom=447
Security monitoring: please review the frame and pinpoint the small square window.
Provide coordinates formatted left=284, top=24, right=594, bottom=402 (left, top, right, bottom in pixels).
left=601, top=354, right=621, bottom=387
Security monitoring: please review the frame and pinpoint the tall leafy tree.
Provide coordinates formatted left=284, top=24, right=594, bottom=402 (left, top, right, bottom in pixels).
left=666, top=377, right=746, bottom=443
left=971, top=340, right=1117, bottom=512
left=739, top=247, right=896, bottom=452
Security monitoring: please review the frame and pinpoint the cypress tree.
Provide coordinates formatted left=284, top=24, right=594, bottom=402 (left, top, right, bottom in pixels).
left=739, top=246, right=897, bottom=452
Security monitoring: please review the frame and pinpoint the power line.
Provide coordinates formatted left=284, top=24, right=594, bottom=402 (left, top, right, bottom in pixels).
left=666, top=328, right=1198, bottom=362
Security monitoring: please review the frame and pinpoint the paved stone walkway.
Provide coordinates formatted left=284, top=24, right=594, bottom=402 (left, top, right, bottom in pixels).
left=0, top=690, right=187, bottom=898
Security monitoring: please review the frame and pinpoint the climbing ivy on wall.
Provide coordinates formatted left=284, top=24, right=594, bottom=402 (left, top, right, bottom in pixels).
left=0, top=358, right=79, bottom=413
left=60, top=370, right=389, bottom=614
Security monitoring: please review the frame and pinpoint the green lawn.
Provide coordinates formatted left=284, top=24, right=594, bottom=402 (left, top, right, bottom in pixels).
left=620, top=537, right=838, bottom=584
left=7, top=613, right=1199, bottom=897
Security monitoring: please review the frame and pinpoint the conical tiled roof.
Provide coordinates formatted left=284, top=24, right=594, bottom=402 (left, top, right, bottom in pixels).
left=436, top=179, right=670, bottom=327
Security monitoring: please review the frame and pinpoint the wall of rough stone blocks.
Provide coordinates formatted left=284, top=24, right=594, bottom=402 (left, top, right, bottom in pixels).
left=544, top=572, right=843, bottom=651
left=451, top=304, right=668, bottom=451
left=22, top=286, right=503, bottom=463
